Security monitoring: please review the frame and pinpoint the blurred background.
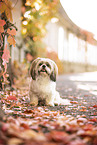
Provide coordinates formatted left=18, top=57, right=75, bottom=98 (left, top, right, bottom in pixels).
left=5, top=0, right=97, bottom=79
left=8, top=0, right=97, bottom=75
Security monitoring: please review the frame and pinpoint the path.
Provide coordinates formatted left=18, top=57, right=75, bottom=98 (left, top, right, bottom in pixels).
left=0, top=72, right=97, bottom=145
left=48, top=72, right=97, bottom=122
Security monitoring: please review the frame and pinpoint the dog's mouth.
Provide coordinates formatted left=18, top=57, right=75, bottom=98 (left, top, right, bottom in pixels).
left=38, top=69, right=48, bottom=74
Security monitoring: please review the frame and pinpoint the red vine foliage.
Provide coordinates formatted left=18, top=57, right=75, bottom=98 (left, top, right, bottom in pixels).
left=0, top=0, right=17, bottom=89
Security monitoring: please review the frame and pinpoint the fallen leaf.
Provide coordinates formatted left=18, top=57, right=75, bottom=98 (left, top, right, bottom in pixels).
left=50, top=131, right=68, bottom=142
left=89, top=118, right=97, bottom=122
left=7, top=95, right=17, bottom=101
left=79, top=109, right=87, bottom=112
left=70, top=101, right=78, bottom=104
left=93, top=105, right=97, bottom=108
left=77, top=118, right=87, bottom=123
left=20, top=123, right=30, bottom=129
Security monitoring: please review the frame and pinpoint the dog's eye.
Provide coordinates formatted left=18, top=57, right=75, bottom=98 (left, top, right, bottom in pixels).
left=39, top=63, right=42, bottom=66
left=46, top=63, right=50, bottom=68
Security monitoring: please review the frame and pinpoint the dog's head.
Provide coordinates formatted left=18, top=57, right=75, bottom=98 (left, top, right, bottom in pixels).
left=30, top=57, right=58, bottom=82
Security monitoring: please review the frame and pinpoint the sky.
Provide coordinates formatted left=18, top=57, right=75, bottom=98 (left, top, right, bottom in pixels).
left=60, top=0, right=97, bottom=39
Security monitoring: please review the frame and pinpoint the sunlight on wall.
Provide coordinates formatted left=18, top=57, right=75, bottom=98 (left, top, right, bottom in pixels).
left=68, top=33, right=86, bottom=63
left=46, top=23, right=97, bottom=66
left=58, top=27, right=64, bottom=60
left=58, top=30, right=87, bottom=63
left=68, top=33, right=77, bottom=62
left=87, top=44, right=97, bottom=65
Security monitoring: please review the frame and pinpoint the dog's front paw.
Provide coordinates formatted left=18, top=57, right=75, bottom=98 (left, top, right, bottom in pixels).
left=46, top=101, right=54, bottom=106
left=30, top=96, right=38, bottom=106
left=30, top=101, right=38, bottom=106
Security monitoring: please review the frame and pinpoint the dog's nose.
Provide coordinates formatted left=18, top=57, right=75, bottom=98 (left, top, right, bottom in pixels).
left=42, top=64, right=46, bottom=68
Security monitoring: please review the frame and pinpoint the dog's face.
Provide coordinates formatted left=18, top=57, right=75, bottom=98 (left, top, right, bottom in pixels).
left=30, top=57, right=58, bottom=82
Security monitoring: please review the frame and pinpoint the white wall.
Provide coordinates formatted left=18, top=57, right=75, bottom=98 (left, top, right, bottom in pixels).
left=44, top=22, right=59, bottom=53
left=44, top=21, right=97, bottom=67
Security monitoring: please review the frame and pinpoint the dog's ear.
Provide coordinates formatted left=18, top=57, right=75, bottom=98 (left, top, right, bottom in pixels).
left=30, top=60, right=36, bottom=80
left=50, top=63, right=58, bottom=82
left=50, top=71, right=56, bottom=82
left=30, top=58, right=40, bottom=80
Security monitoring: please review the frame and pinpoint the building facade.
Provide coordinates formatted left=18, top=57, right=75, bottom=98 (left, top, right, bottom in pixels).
left=10, top=1, right=97, bottom=73
left=43, top=3, right=97, bottom=72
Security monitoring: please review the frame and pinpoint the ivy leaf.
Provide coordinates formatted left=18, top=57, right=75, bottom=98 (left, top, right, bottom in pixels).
left=0, top=19, right=6, bottom=33
left=7, top=35, right=16, bottom=47
left=5, top=8, right=12, bottom=22
left=0, top=19, right=6, bottom=26
left=0, top=26, right=4, bottom=33
left=2, top=44, right=11, bottom=63
left=7, top=28, right=16, bottom=36
left=0, top=1, right=12, bottom=21
left=0, top=2, right=6, bottom=14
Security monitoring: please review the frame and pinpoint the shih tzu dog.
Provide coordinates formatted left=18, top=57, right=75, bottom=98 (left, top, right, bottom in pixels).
left=29, top=57, right=71, bottom=106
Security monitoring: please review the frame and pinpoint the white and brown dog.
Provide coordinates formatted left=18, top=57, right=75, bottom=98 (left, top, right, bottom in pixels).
left=29, top=57, right=71, bottom=106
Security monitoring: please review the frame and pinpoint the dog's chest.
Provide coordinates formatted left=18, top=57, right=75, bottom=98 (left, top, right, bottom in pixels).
left=31, top=76, right=56, bottom=93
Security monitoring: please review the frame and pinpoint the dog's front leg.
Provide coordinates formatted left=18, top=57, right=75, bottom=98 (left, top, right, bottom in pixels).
left=45, top=94, right=55, bottom=106
left=29, top=92, right=38, bottom=106
left=54, top=91, right=60, bottom=106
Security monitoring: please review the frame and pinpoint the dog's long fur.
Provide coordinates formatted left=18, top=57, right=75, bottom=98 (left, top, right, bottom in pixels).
left=29, top=57, right=71, bottom=106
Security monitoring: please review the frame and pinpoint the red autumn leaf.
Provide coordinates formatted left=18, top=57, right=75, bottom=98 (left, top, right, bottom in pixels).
left=93, top=112, right=97, bottom=115
left=50, top=131, right=68, bottom=142
left=93, top=105, right=97, bottom=108
left=0, top=1, right=12, bottom=21
left=89, top=118, right=97, bottom=122
left=83, top=124, right=94, bottom=131
left=7, top=35, right=16, bottom=47
left=7, top=95, right=17, bottom=101
left=2, top=44, right=11, bottom=63
left=0, top=26, right=4, bottom=33
left=70, top=101, right=78, bottom=104
left=20, top=123, right=30, bottom=129
left=23, top=109, right=34, bottom=114
left=0, top=19, right=6, bottom=26
left=79, top=109, right=86, bottom=112
left=81, top=106, right=87, bottom=109
left=7, top=28, right=16, bottom=36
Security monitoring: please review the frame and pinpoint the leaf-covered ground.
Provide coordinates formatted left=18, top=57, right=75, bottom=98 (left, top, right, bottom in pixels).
left=0, top=87, right=97, bottom=145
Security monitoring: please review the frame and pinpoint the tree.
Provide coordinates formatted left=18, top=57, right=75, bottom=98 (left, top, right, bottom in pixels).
left=21, top=0, right=59, bottom=57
